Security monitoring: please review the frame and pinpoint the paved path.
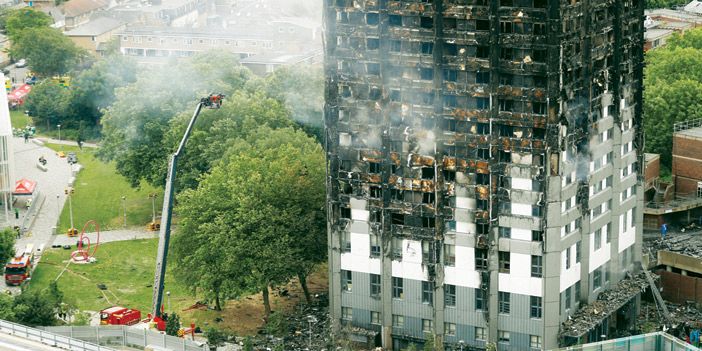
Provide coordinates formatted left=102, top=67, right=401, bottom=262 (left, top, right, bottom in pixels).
left=0, top=137, right=155, bottom=294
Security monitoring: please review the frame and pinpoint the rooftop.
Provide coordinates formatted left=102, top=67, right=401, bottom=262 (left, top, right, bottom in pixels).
left=646, top=8, right=702, bottom=21
left=65, top=17, right=123, bottom=36
left=645, top=153, right=660, bottom=163
left=675, top=125, right=702, bottom=139
left=645, top=28, right=674, bottom=39
left=644, top=234, right=702, bottom=260
left=118, top=26, right=272, bottom=40
left=549, top=332, right=701, bottom=351
left=110, top=0, right=196, bottom=13
left=685, top=0, right=702, bottom=14
left=60, top=0, right=107, bottom=18
left=240, top=52, right=316, bottom=65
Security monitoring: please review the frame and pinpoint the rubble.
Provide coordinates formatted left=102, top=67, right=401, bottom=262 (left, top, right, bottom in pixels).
left=644, top=234, right=702, bottom=261
left=559, top=272, right=650, bottom=338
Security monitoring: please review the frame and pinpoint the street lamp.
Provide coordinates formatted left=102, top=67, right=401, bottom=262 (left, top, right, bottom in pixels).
left=149, top=193, right=158, bottom=223
left=122, top=196, right=126, bottom=228
left=458, top=340, right=466, bottom=351
left=56, top=195, right=60, bottom=226
left=24, top=110, right=28, bottom=129
left=166, top=291, right=170, bottom=313
left=57, top=124, right=61, bottom=152
left=306, top=315, right=317, bottom=350
left=64, top=188, right=75, bottom=235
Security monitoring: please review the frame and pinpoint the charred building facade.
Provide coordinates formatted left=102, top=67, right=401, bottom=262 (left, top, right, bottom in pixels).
left=324, top=0, right=645, bottom=350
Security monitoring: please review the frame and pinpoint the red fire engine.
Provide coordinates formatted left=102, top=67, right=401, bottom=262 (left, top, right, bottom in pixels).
left=100, top=307, right=142, bottom=326
left=5, top=244, right=34, bottom=285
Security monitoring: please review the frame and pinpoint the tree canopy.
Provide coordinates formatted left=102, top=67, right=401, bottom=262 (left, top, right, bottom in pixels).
left=4, top=8, right=52, bottom=42
left=14, top=27, right=84, bottom=77
left=644, top=28, right=702, bottom=167
left=0, top=227, right=16, bottom=268
left=171, top=127, right=326, bottom=314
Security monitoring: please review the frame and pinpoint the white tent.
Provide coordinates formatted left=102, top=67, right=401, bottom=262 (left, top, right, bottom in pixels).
left=0, top=72, right=14, bottom=222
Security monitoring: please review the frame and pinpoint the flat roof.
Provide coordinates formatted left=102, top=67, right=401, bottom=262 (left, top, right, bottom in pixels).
left=646, top=28, right=674, bottom=39
left=675, top=125, right=702, bottom=138
left=645, top=153, right=660, bottom=162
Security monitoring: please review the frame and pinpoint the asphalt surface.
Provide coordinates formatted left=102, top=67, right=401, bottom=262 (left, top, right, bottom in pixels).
left=0, top=333, right=68, bottom=351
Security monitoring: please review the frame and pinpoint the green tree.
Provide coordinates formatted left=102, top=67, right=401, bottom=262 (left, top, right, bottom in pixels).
left=24, top=80, right=69, bottom=130
left=13, top=288, right=62, bottom=327
left=265, top=311, right=289, bottom=336
left=4, top=8, right=52, bottom=43
left=0, top=227, right=16, bottom=266
left=644, top=41, right=702, bottom=167
left=14, top=27, right=84, bottom=77
left=0, top=294, right=15, bottom=322
left=71, top=311, right=91, bottom=326
left=97, top=50, right=254, bottom=189
left=422, top=333, right=439, bottom=351
left=165, top=312, right=180, bottom=336
left=172, top=127, right=324, bottom=316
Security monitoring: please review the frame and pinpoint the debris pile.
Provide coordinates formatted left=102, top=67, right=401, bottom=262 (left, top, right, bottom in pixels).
left=637, top=300, right=702, bottom=340
left=644, top=234, right=702, bottom=261
left=560, top=272, right=649, bottom=338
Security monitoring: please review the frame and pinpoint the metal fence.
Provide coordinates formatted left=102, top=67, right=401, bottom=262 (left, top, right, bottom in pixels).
left=20, top=189, right=41, bottom=234
left=674, top=118, right=702, bottom=133
left=41, top=325, right=209, bottom=351
left=549, top=332, right=701, bottom=351
left=0, top=319, right=117, bottom=351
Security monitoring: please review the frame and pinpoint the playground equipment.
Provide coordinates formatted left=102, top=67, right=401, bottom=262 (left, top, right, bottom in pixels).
left=70, top=220, right=100, bottom=262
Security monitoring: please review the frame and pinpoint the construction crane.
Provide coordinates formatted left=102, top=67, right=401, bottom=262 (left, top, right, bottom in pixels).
left=149, top=93, right=224, bottom=330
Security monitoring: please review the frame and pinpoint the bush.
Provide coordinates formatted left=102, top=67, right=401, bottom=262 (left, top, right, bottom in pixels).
left=265, top=311, right=288, bottom=336
left=165, top=312, right=180, bottom=336
left=205, top=326, right=225, bottom=348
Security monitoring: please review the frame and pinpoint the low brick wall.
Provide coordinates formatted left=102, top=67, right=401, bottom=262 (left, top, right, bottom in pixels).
left=659, top=270, right=702, bottom=305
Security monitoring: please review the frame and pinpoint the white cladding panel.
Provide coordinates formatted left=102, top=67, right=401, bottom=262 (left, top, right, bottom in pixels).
left=619, top=225, right=636, bottom=253
left=456, top=221, right=476, bottom=234
left=511, top=178, right=532, bottom=191
left=340, top=253, right=381, bottom=275
left=456, top=196, right=476, bottom=209
left=589, top=235, right=611, bottom=273
left=351, top=209, right=369, bottom=221
left=511, top=228, right=532, bottom=241
left=560, top=247, right=581, bottom=292
left=498, top=253, right=543, bottom=296
left=512, top=203, right=532, bottom=216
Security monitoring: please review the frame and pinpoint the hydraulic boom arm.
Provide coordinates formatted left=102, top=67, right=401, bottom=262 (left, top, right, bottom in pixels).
left=151, top=94, right=224, bottom=321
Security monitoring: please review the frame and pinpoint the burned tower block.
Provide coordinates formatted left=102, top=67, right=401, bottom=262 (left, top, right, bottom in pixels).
left=324, top=0, right=645, bottom=349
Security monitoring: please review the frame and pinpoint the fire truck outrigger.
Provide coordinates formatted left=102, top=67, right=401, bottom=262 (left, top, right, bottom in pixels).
left=5, top=244, right=34, bottom=285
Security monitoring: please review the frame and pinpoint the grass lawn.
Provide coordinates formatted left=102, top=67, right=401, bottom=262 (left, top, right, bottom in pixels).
left=31, top=238, right=330, bottom=335
left=9, top=110, right=32, bottom=130
left=45, top=144, right=164, bottom=232
left=31, top=239, right=193, bottom=314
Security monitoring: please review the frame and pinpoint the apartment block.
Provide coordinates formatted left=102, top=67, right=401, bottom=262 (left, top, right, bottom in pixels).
left=323, top=0, right=645, bottom=350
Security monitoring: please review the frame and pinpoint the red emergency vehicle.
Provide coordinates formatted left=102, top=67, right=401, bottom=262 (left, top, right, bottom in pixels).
left=5, top=244, right=34, bottom=285
left=100, top=307, right=142, bottom=326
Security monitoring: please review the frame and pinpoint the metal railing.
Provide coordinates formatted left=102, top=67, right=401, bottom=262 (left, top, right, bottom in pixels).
left=645, top=191, right=702, bottom=210
left=674, top=118, right=702, bottom=133
left=41, top=325, right=208, bottom=351
left=0, top=319, right=118, bottom=351
left=549, top=332, right=701, bottom=351
left=20, top=190, right=41, bottom=234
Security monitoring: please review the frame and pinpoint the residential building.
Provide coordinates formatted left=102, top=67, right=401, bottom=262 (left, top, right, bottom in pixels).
left=240, top=51, right=322, bottom=76
left=40, top=6, right=66, bottom=29
left=60, top=0, right=108, bottom=31
left=105, top=0, right=199, bottom=28
left=324, top=0, right=645, bottom=350
left=0, top=34, right=10, bottom=67
left=65, top=17, right=125, bottom=58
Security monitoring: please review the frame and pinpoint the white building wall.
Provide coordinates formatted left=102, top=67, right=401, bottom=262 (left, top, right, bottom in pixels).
left=498, top=252, right=543, bottom=296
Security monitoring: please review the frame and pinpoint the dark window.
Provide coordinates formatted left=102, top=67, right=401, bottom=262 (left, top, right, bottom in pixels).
left=422, top=193, right=435, bottom=204
left=476, top=20, right=490, bottom=31
left=531, top=255, right=542, bottom=277
left=369, top=162, right=380, bottom=173
left=534, top=75, right=547, bottom=88
left=476, top=248, right=488, bottom=270
left=444, top=244, right=455, bottom=266
left=391, top=189, right=403, bottom=201
left=533, top=102, right=546, bottom=114
left=421, top=42, right=434, bottom=55
left=593, top=268, right=602, bottom=290
left=422, top=217, right=435, bottom=228
left=389, top=15, right=402, bottom=26
left=476, top=72, right=490, bottom=84
left=477, top=148, right=489, bottom=159
left=565, top=286, right=571, bottom=310
left=499, top=99, right=514, bottom=112
left=370, top=273, right=381, bottom=296
left=443, top=94, right=457, bottom=107
left=367, top=38, right=379, bottom=50
left=477, top=46, right=489, bottom=58
left=392, top=213, right=405, bottom=225
left=500, top=21, right=513, bottom=33
left=500, top=73, right=513, bottom=85
left=443, top=118, right=456, bottom=131
left=342, top=270, right=352, bottom=291
left=390, top=40, right=402, bottom=52
left=576, top=242, right=581, bottom=263
left=499, top=251, right=510, bottom=273
left=444, top=69, right=457, bottom=82
left=370, top=186, right=381, bottom=198
left=421, top=92, right=435, bottom=104
left=443, top=18, right=457, bottom=29
left=532, top=230, right=544, bottom=241
left=477, top=98, right=489, bottom=109
left=392, top=237, right=403, bottom=259
left=477, top=173, right=489, bottom=185
left=420, top=67, right=434, bottom=80
left=445, top=43, right=458, bottom=56
left=499, top=227, right=511, bottom=238
left=498, top=291, right=510, bottom=314
left=367, top=63, right=380, bottom=75
left=498, top=124, right=513, bottom=136
left=390, top=90, right=401, bottom=102
left=392, top=277, right=404, bottom=298
left=341, top=207, right=351, bottom=219
left=445, top=284, right=456, bottom=306
left=500, top=48, right=513, bottom=60
left=370, top=235, right=381, bottom=257
left=533, top=49, right=547, bottom=62
left=420, top=16, right=433, bottom=29
left=530, top=296, right=542, bottom=318
left=534, top=0, right=547, bottom=8
left=365, top=13, right=379, bottom=25
left=534, top=23, right=546, bottom=35
left=500, top=0, right=513, bottom=6
left=422, top=281, right=433, bottom=303
left=476, top=288, right=487, bottom=310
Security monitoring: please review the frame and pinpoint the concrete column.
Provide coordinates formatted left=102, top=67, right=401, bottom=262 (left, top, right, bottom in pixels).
left=682, top=270, right=688, bottom=276
left=667, top=265, right=672, bottom=272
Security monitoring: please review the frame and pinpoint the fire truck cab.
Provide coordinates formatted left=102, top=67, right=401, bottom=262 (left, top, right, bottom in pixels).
left=5, top=244, right=34, bottom=285
left=100, top=307, right=141, bottom=326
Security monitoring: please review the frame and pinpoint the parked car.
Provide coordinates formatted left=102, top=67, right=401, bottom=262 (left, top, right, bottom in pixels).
left=15, top=59, right=26, bottom=68
left=66, top=152, right=78, bottom=164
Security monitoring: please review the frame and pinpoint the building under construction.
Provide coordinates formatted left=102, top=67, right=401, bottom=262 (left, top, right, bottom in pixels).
left=323, top=0, right=645, bottom=350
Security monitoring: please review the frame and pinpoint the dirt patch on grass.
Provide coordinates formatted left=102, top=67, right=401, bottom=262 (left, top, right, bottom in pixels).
left=180, top=264, right=328, bottom=337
